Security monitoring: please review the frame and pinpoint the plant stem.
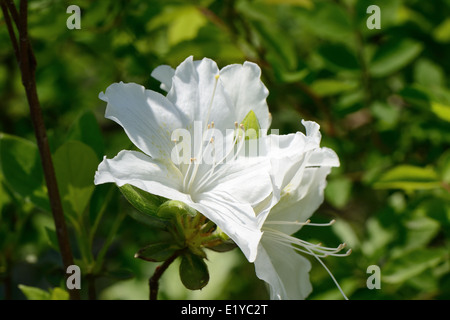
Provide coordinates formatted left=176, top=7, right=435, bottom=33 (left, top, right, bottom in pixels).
left=149, top=250, right=182, bottom=300
left=1, top=0, right=79, bottom=300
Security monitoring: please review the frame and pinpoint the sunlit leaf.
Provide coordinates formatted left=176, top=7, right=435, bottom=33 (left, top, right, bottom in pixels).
left=311, top=79, right=357, bottom=97
left=373, top=165, right=441, bottom=191
left=431, top=102, right=450, bottom=122
left=18, top=284, right=51, bottom=300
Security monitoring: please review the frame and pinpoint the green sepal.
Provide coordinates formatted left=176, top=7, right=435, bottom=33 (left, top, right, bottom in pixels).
left=204, top=238, right=237, bottom=253
left=119, top=184, right=168, bottom=229
left=135, top=242, right=182, bottom=262
left=179, top=252, right=210, bottom=290
left=240, top=110, right=261, bottom=140
left=203, top=228, right=237, bottom=252
left=157, top=200, right=197, bottom=220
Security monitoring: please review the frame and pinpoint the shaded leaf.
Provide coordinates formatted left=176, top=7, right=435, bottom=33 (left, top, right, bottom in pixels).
left=383, top=248, right=447, bottom=284
left=0, top=133, right=49, bottom=211
left=54, top=141, right=98, bottom=218
left=370, top=39, right=423, bottom=77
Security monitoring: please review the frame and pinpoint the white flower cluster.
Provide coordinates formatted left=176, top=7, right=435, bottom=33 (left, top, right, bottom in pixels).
left=94, top=56, right=349, bottom=300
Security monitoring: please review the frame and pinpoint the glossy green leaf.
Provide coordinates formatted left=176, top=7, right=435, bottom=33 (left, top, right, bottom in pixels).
left=53, top=140, right=98, bottom=218
left=373, top=165, right=441, bottom=191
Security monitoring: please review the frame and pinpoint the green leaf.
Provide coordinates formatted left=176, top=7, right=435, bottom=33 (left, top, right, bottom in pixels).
left=262, top=0, right=313, bottom=8
left=311, top=79, right=357, bottom=97
left=147, top=6, right=207, bottom=47
left=373, top=165, right=441, bottom=191
left=383, top=248, right=447, bottom=284
left=318, top=44, right=359, bottom=71
left=370, top=39, right=423, bottom=77
left=179, top=253, right=209, bottom=290
left=44, top=226, right=59, bottom=251
left=53, top=140, right=98, bottom=218
left=49, top=287, right=69, bottom=300
left=18, top=284, right=51, bottom=300
left=433, top=18, right=450, bottom=43
left=66, top=110, right=105, bottom=161
left=402, top=217, right=440, bottom=252
left=414, top=59, right=445, bottom=88
left=0, top=133, right=49, bottom=211
left=431, top=102, right=450, bottom=122
left=240, top=110, right=261, bottom=140
left=18, top=285, right=69, bottom=300
left=325, top=177, right=352, bottom=209
left=135, top=242, right=181, bottom=262
left=299, top=2, right=353, bottom=42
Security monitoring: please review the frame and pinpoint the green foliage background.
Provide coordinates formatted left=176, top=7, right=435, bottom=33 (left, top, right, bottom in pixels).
left=1, top=0, right=449, bottom=300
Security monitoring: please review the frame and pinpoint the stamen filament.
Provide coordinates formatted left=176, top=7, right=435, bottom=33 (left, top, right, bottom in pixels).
left=265, top=219, right=335, bottom=227
left=263, top=228, right=350, bottom=300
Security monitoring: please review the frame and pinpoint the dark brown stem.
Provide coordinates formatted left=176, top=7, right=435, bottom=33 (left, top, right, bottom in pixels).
left=1, top=0, right=79, bottom=300
left=149, top=251, right=182, bottom=300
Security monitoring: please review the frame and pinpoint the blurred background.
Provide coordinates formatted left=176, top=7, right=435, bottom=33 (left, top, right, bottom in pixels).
left=0, top=0, right=449, bottom=300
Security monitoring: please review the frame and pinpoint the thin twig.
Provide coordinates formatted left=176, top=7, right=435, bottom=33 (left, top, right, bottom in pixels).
left=149, top=250, right=182, bottom=300
left=1, top=0, right=79, bottom=300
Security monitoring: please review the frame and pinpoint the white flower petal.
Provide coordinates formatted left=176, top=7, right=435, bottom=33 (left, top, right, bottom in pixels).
left=191, top=193, right=262, bottom=262
left=195, top=157, right=272, bottom=208
left=219, top=61, right=270, bottom=130
left=167, top=56, right=236, bottom=133
left=267, top=166, right=333, bottom=235
left=151, top=65, right=175, bottom=92
left=254, top=239, right=312, bottom=300
left=94, top=150, right=190, bottom=203
left=99, top=82, right=189, bottom=159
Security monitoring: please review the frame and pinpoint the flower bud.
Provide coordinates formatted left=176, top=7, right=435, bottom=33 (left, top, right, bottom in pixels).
left=156, top=200, right=197, bottom=220
left=179, top=252, right=209, bottom=290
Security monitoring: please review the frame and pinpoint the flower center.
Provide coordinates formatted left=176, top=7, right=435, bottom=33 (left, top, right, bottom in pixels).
left=171, top=74, right=249, bottom=195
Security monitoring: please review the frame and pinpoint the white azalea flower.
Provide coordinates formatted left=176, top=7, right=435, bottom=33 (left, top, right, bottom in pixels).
left=253, top=121, right=348, bottom=300
left=94, top=56, right=272, bottom=262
